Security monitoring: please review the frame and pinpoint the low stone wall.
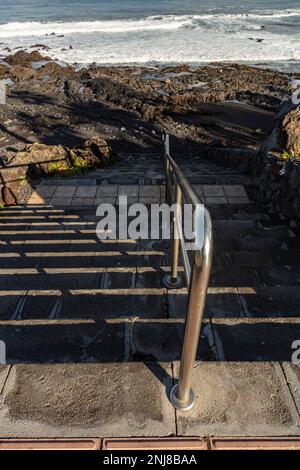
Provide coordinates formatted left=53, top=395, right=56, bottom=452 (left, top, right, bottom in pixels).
left=204, top=147, right=263, bottom=175
left=259, top=159, right=300, bottom=221
left=204, top=146, right=300, bottom=222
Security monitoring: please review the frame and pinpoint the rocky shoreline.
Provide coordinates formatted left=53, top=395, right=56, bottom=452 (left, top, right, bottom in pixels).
left=0, top=50, right=296, bottom=149
left=0, top=50, right=299, bottom=207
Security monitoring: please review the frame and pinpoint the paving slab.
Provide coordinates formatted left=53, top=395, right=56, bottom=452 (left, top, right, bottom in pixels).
left=139, top=186, right=160, bottom=197
left=168, top=287, right=242, bottom=318
left=210, top=266, right=261, bottom=287
left=118, top=186, right=139, bottom=197
left=93, top=197, right=116, bottom=205
left=75, top=186, right=97, bottom=198
left=96, top=186, right=118, bottom=197
left=61, top=288, right=167, bottom=319
left=139, top=197, right=161, bottom=205
left=32, top=186, right=57, bottom=199
left=205, top=196, right=228, bottom=205
left=0, top=320, right=125, bottom=363
left=223, top=185, right=248, bottom=197
left=132, top=320, right=215, bottom=362
left=0, top=292, right=26, bottom=320
left=28, top=192, right=49, bottom=205
left=18, top=290, right=62, bottom=319
left=227, top=196, right=250, bottom=204
left=71, top=198, right=95, bottom=206
left=203, top=185, right=225, bottom=197
left=53, top=186, right=77, bottom=198
left=259, top=266, right=300, bottom=287
left=192, top=184, right=203, bottom=197
left=50, top=197, right=72, bottom=206
left=175, top=362, right=300, bottom=436
left=211, top=318, right=300, bottom=361
left=0, top=363, right=175, bottom=437
left=221, top=251, right=272, bottom=267
left=238, top=287, right=300, bottom=317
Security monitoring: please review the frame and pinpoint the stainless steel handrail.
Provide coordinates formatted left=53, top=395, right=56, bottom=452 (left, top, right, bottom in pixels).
left=162, top=133, right=213, bottom=411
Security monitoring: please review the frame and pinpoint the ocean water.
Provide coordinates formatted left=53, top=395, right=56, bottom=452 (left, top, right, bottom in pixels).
left=0, top=0, right=299, bottom=69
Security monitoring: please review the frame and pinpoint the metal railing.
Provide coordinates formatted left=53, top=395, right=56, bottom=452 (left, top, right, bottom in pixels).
left=162, top=133, right=213, bottom=411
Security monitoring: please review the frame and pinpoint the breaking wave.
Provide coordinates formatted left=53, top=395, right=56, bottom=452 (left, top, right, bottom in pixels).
left=0, top=9, right=300, bottom=38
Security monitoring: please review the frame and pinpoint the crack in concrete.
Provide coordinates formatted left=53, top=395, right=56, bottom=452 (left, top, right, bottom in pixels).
left=0, top=365, right=12, bottom=405
left=279, top=362, right=300, bottom=423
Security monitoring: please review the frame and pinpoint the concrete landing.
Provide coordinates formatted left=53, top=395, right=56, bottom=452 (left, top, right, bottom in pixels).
left=0, top=362, right=299, bottom=438
left=0, top=363, right=175, bottom=438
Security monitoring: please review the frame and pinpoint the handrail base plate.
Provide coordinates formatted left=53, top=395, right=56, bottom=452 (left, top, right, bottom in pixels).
left=170, top=384, right=195, bottom=411
left=163, top=274, right=184, bottom=289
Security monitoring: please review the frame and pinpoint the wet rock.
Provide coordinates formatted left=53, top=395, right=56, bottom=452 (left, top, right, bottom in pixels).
left=31, top=44, right=51, bottom=51
left=16, top=142, right=70, bottom=166
left=261, top=102, right=300, bottom=155
left=9, top=64, right=36, bottom=81
left=2, top=185, right=17, bottom=205
left=35, top=62, right=74, bottom=82
left=0, top=63, right=10, bottom=78
left=281, top=105, right=300, bottom=152
left=4, top=50, right=50, bottom=66
left=70, top=137, right=118, bottom=168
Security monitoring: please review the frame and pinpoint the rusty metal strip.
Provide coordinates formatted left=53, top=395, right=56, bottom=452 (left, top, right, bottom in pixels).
left=102, top=438, right=208, bottom=450
left=210, top=437, right=300, bottom=451
left=0, top=438, right=101, bottom=451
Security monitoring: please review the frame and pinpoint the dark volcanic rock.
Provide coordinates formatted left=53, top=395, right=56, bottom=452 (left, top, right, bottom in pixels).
left=2, top=185, right=17, bottom=206
left=281, top=105, right=300, bottom=152
left=4, top=50, right=50, bottom=66
left=9, top=64, right=37, bottom=81
left=0, top=63, right=10, bottom=78
left=31, top=44, right=51, bottom=51
left=261, top=102, right=300, bottom=154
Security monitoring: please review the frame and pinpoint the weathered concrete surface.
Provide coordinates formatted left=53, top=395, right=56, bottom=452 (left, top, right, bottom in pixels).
left=0, top=366, right=10, bottom=394
left=282, top=363, right=300, bottom=416
left=175, top=362, right=300, bottom=437
left=0, top=363, right=175, bottom=437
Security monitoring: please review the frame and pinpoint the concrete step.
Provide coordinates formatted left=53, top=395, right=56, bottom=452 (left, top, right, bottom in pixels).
left=211, top=318, right=300, bottom=362
left=0, top=318, right=212, bottom=363
left=0, top=252, right=166, bottom=269
left=238, top=286, right=300, bottom=317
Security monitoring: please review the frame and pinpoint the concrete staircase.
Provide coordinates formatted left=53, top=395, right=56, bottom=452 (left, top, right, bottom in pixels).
left=0, top=150, right=300, bottom=438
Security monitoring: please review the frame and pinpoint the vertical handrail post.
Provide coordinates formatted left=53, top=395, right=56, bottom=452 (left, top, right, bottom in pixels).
left=162, top=132, right=213, bottom=411
left=170, top=210, right=213, bottom=410
left=163, top=133, right=171, bottom=205
left=170, top=183, right=182, bottom=284
left=163, top=135, right=184, bottom=290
